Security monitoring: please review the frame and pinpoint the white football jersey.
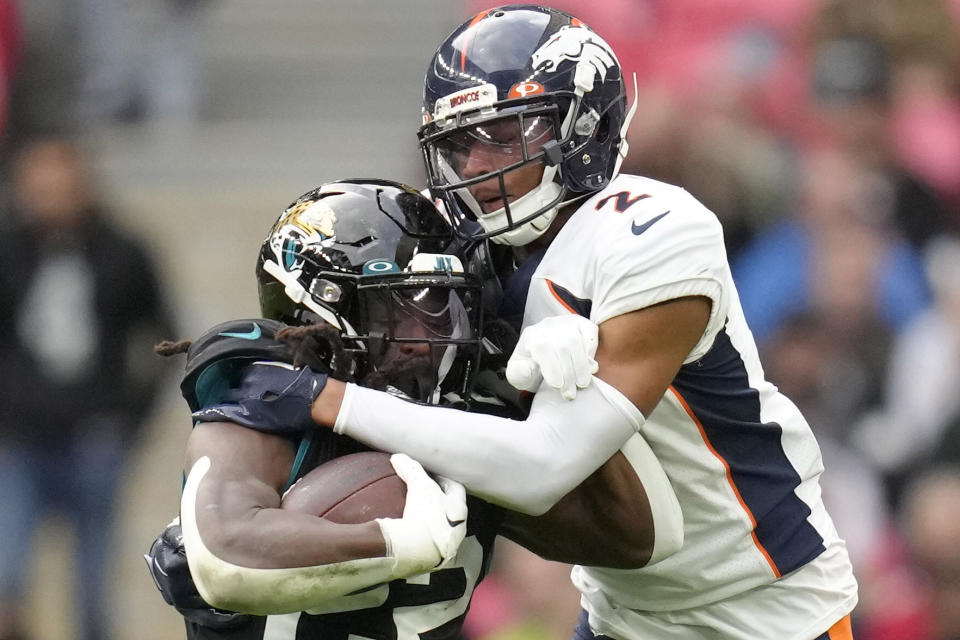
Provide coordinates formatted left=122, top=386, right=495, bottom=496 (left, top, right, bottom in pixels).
left=520, top=175, right=858, bottom=638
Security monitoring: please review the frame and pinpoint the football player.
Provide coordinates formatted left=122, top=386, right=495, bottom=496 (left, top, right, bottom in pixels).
left=148, top=180, right=486, bottom=638
left=149, top=178, right=679, bottom=638
left=200, top=6, right=859, bottom=640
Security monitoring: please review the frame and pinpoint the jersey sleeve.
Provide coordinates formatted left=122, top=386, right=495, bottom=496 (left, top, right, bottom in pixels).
left=591, top=187, right=730, bottom=363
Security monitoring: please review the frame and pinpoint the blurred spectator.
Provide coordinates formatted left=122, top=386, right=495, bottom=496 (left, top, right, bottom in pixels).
left=807, top=35, right=953, bottom=248
left=891, top=66, right=960, bottom=209
left=464, top=540, right=581, bottom=640
left=898, top=467, right=960, bottom=640
left=733, top=146, right=929, bottom=345
left=0, top=137, right=176, bottom=640
left=855, top=235, right=960, bottom=504
left=809, top=0, right=960, bottom=81
left=762, top=312, right=885, bottom=448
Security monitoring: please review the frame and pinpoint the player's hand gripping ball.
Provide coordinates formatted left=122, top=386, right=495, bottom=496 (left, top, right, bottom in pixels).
left=283, top=452, right=467, bottom=577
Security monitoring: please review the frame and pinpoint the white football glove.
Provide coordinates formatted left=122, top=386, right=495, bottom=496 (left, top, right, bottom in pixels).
left=506, top=315, right=599, bottom=400
left=376, top=454, right=467, bottom=577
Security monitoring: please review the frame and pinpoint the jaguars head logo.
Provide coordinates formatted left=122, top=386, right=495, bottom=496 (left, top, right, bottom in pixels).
left=278, top=199, right=338, bottom=239
left=266, top=198, right=342, bottom=274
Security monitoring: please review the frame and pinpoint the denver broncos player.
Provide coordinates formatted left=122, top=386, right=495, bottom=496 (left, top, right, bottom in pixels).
left=199, top=7, right=858, bottom=640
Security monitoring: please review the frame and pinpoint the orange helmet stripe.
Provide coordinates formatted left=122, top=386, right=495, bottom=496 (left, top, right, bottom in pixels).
left=461, top=10, right=490, bottom=71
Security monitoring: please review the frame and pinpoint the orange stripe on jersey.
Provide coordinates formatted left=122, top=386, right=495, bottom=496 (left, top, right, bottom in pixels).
left=571, top=17, right=583, bottom=27
left=546, top=280, right=577, bottom=314
left=826, top=615, right=853, bottom=640
left=668, top=385, right=782, bottom=578
left=461, top=11, right=489, bottom=70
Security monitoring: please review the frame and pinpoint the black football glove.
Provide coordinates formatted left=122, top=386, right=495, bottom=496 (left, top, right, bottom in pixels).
left=145, top=518, right=252, bottom=629
left=177, top=318, right=332, bottom=413
left=191, top=362, right=328, bottom=436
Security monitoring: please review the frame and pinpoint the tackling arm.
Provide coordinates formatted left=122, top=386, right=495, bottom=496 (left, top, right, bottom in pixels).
left=500, top=446, right=660, bottom=568
left=314, top=296, right=711, bottom=517
left=499, top=423, right=687, bottom=569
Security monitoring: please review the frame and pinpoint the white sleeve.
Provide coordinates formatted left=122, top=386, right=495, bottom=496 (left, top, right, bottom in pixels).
left=334, top=377, right=642, bottom=515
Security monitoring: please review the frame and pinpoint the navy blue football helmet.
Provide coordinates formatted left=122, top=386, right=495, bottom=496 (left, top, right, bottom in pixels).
left=256, top=179, right=483, bottom=402
left=419, top=5, right=635, bottom=246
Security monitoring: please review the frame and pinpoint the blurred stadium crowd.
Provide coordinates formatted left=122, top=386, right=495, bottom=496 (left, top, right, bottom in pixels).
left=2, top=0, right=960, bottom=639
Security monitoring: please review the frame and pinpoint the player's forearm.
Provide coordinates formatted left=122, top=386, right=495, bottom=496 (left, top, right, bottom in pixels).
left=501, top=434, right=683, bottom=567
left=501, top=449, right=657, bottom=568
left=198, top=504, right=387, bottom=569
left=319, top=377, right=641, bottom=515
left=180, top=456, right=426, bottom=615
left=183, top=422, right=387, bottom=568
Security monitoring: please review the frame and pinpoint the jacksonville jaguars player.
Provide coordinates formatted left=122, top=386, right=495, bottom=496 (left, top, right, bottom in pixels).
left=148, top=180, right=486, bottom=638
left=149, top=178, right=679, bottom=638
left=199, top=7, right=859, bottom=640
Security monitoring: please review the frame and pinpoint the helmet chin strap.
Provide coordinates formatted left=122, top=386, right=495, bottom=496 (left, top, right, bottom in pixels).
left=445, top=158, right=564, bottom=247
left=485, top=174, right=562, bottom=246
left=430, top=343, right=458, bottom=404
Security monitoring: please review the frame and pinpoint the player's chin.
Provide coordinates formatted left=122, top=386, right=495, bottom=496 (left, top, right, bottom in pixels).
left=469, top=189, right=509, bottom=215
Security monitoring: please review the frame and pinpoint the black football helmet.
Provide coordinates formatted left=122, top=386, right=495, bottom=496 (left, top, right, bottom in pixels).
left=256, top=179, right=483, bottom=403
left=418, top=5, right=635, bottom=246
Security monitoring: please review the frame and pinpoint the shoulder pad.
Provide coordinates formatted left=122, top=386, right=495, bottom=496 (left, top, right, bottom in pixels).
left=180, top=318, right=328, bottom=412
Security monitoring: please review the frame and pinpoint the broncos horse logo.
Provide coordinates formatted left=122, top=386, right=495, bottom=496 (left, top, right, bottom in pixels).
left=530, top=25, right=618, bottom=84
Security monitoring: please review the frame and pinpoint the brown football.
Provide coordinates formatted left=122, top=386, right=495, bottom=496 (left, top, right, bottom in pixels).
left=280, top=451, right=406, bottom=524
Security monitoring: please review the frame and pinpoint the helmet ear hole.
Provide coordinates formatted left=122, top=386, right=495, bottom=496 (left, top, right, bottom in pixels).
left=596, top=113, right=611, bottom=144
